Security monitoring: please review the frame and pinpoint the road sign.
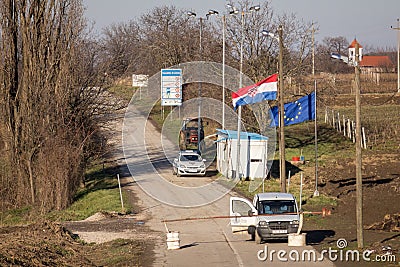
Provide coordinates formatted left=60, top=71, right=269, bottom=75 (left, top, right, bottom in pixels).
left=161, top=69, right=182, bottom=106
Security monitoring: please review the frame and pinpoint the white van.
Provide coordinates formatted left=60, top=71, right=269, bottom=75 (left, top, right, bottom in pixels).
left=230, top=192, right=301, bottom=243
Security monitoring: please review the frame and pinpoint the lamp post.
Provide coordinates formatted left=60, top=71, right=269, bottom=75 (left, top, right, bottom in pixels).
left=261, top=26, right=286, bottom=193
left=188, top=10, right=218, bottom=152
left=228, top=4, right=260, bottom=179
left=187, top=11, right=202, bottom=152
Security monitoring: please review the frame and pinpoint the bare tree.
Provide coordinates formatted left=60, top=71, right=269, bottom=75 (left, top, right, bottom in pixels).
left=0, top=0, right=108, bottom=212
left=316, top=36, right=353, bottom=73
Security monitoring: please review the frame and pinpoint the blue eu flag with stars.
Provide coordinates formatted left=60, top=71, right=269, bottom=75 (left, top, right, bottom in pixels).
left=270, top=92, right=315, bottom=127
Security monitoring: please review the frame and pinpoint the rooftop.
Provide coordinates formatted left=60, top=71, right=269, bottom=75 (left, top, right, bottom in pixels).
left=257, top=192, right=296, bottom=201
left=360, top=55, right=393, bottom=67
left=348, top=38, right=363, bottom=49
left=216, top=129, right=268, bottom=141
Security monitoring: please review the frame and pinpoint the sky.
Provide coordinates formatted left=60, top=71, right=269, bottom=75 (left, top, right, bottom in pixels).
left=83, top=0, right=400, bottom=50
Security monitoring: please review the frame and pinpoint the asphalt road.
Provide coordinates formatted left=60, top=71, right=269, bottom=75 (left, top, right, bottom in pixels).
left=121, top=105, right=336, bottom=267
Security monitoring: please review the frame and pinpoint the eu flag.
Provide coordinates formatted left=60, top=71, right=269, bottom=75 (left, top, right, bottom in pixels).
left=270, top=92, right=315, bottom=127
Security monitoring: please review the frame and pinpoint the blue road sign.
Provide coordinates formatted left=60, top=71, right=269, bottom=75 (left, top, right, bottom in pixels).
left=161, top=69, right=182, bottom=106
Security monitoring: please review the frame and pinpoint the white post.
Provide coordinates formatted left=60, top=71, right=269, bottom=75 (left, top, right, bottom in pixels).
left=362, top=127, right=367, bottom=149
left=337, top=112, right=341, bottom=132
left=299, top=172, right=303, bottom=211
left=325, top=107, right=328, bottom=124
left=348, top=119, right=351, bottom=139
left=343, top=115, right=346, bottom=136
left=117, top=174, right=124, bottom=210
left=287, top=170, right=291, bottom=193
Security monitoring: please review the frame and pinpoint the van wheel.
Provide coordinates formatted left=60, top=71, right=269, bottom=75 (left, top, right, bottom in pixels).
left=255, top=231, right=262, bottom=244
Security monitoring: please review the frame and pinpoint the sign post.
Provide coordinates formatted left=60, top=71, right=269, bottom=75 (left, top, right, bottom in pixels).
left=161, top=69, right=182, bottom=107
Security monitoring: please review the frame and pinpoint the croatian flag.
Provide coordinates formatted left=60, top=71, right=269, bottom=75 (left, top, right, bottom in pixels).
left=231, top=73, right=278, bottom=110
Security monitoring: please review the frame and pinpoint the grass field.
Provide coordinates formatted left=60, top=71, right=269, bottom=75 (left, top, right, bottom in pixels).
left=0, top=161, right=132, bottom=225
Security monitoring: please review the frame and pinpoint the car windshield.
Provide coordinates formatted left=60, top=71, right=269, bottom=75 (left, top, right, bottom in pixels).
left=258, top=200, right=296, bottom=215
left=180, top=154, right=200, bottom=161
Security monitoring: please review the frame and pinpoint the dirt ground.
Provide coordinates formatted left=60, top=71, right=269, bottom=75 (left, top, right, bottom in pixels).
left=302, top=151, right=400, bottom=266
left=0, top=192, right=157, bottom=267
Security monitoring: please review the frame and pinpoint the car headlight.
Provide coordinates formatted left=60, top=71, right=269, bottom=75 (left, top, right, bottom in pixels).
left=179, top=164, right=186, bottom=168
left=259, top=221, right=268, bottom=227
left=290, top=220, right=299, bottom=225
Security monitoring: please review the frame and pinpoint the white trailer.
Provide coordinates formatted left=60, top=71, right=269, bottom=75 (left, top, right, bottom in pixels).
left=216, top=129, right=268, bottom=180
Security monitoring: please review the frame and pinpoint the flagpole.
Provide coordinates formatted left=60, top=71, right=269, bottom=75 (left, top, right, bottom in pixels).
left=235, top=11, right=245, bottom=180
left=314, top=80, right=319, bottom=197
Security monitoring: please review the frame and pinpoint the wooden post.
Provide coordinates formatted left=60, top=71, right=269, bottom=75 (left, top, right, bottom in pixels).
left=343, top=115, right=346, bottom=136
left=354, top=42, right=364, bottom=249
left=278, top=25, right=286, bottom=193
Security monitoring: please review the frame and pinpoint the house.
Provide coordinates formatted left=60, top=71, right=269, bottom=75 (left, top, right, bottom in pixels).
left=359, top=56, right=394, bottom=74
left=216, top=129, right=268, bottom=180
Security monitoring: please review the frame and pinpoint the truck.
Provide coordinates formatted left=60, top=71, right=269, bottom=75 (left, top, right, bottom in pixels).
left=179, top=117, right=204, bottom=150
left=230, top=192, right=301, bottom=244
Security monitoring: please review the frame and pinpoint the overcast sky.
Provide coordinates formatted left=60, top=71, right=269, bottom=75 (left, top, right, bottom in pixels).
left=83, top=0, right=399, bottom=50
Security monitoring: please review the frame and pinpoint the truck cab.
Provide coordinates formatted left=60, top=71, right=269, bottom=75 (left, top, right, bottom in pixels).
left=230, top=192, right=301, bottom=243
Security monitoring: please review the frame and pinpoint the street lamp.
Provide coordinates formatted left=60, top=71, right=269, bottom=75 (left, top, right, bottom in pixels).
left=228, top=4, right=261, bottom=179
left=187, top=10, right=218, bottom=153
left=262, top=26, right=286, bottom=193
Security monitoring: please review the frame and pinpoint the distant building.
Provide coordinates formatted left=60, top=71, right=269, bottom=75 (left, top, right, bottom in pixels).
left=348, top=39, right=363, bottom=64
left=348, top=39, right=394, bottom=74
left=359, top=56, right=394, bottom=74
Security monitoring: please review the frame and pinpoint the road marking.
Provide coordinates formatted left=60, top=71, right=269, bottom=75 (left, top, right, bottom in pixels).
left=213, top=219, right=244, bottom=267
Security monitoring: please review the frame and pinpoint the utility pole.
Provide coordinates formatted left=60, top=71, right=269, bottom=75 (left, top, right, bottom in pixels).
left=354, top=42, right=364, bottom=249
left=391, top=19, right=400, bottom=92
left=278, top=25, right=286, bottom=193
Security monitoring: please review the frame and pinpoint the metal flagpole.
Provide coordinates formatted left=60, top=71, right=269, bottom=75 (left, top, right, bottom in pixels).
left=222, top=15, right=226, bottom=129
left=235, top=11, right=245, bottom=179
left=314, top=80, right=319, bottom=196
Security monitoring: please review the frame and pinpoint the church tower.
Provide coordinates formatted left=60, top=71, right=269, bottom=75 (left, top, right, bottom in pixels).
left=348, top=39, right=363, bottom=64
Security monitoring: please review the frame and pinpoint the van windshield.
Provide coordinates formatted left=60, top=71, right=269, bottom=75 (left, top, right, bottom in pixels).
left=258, top=200, right=296, bottom=215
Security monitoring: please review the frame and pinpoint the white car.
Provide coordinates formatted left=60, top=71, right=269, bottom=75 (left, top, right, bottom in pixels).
left=173, top=150, right=206, bottom=177
left=230, top=192, right=301, bottom=243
